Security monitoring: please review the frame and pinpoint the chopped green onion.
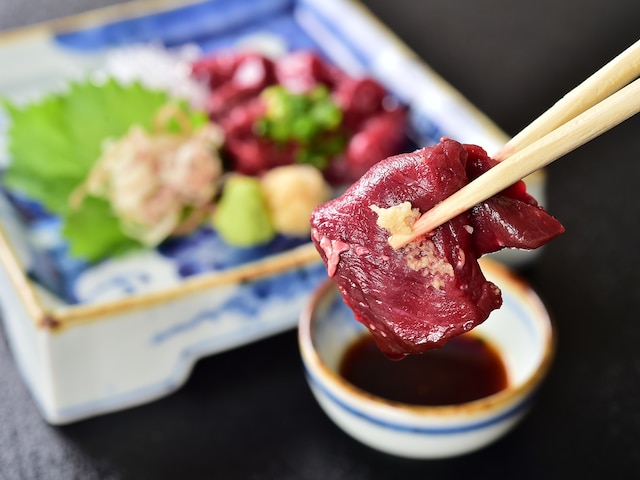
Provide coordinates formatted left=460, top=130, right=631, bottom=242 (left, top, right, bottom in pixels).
left=256, top=85, right=346, bottom=169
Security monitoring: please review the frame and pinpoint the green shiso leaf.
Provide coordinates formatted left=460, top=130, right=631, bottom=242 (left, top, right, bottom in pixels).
left=62, top=196, right=140, bottom=260
left=1, top=78, right=172, bottom=261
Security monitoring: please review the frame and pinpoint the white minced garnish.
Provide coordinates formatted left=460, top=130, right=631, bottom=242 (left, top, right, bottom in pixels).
left=403, top=238, right=454, bottom=284
left=369, top=201, right=420, bottom=235
left=70, top=109, right=225, bottom=247
left=371, top=201, right=453, bottom=289
left=97, top=43, right=209, bottom=109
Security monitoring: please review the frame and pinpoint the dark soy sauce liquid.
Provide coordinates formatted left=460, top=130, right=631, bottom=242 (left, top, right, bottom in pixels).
left=339, top=333, right=508, bottom=406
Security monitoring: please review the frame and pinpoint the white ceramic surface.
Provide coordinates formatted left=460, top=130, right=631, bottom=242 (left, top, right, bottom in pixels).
left=298, top=259, right=555, bottom=459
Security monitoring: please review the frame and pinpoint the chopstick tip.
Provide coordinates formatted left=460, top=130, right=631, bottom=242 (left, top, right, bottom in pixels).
left=492, top=144, right=514, bottom=162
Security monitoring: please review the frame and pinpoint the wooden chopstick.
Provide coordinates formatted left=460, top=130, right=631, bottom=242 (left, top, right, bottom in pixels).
left=494, top=39, right=640, bottom=161
left=388, top=72, right=640, bottom=250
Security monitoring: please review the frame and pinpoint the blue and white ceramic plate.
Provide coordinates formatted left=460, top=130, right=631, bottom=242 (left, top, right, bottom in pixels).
left=0, top=0, right=527, bottom=424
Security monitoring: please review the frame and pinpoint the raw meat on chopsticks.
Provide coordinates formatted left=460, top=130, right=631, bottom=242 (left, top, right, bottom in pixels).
left=310, top=138, right=564, bottom=358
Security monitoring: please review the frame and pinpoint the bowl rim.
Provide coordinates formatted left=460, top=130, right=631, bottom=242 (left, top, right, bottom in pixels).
left=298, top=258, right=556, bottom=418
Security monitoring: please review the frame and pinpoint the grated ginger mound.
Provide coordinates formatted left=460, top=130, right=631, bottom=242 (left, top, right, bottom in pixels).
left=261, top=164, right=332, bottom=237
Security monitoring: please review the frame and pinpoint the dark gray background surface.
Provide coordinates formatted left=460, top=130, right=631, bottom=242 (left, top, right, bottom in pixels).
left=1, top=1, right=640, bottom=478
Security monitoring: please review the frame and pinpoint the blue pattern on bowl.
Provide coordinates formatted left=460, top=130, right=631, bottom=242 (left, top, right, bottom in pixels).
left=54, top=0, right=316, bottom=53
left=151, top=260, right=326, bottom=345
left=304, top=366, right=536, bottom=434
left=157, top=227, right=309, bottom=277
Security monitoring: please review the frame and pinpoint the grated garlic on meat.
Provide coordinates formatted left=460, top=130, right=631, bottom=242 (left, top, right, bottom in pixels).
left=371, top=201, right=453, bottom=289
left=369, top=202, right=420, bottom=236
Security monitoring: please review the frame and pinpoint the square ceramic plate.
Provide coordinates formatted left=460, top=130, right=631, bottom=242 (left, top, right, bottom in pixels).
left=0, top=0, right=538, bottom=424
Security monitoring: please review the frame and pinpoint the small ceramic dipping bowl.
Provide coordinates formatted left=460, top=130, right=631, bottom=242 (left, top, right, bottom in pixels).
left=298, top=259, right=555, bottom=459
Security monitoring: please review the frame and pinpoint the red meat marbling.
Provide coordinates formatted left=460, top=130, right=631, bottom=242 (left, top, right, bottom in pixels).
left=310, top=138, right=564, bottom=358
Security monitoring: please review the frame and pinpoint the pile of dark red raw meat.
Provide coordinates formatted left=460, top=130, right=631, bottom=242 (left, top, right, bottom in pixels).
left=311, top=138, right=564, bottom=358
left=191, top=50, right=407, bottom=183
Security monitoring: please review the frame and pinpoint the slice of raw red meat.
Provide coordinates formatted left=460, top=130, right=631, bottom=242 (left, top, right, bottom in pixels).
left=310, top=138, right=564, bottom=357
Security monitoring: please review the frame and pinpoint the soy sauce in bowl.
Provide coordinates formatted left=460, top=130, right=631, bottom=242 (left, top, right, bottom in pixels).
left=339, top=333, right=508, bottom=406
left=299, top=261, right=555, bottom=458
